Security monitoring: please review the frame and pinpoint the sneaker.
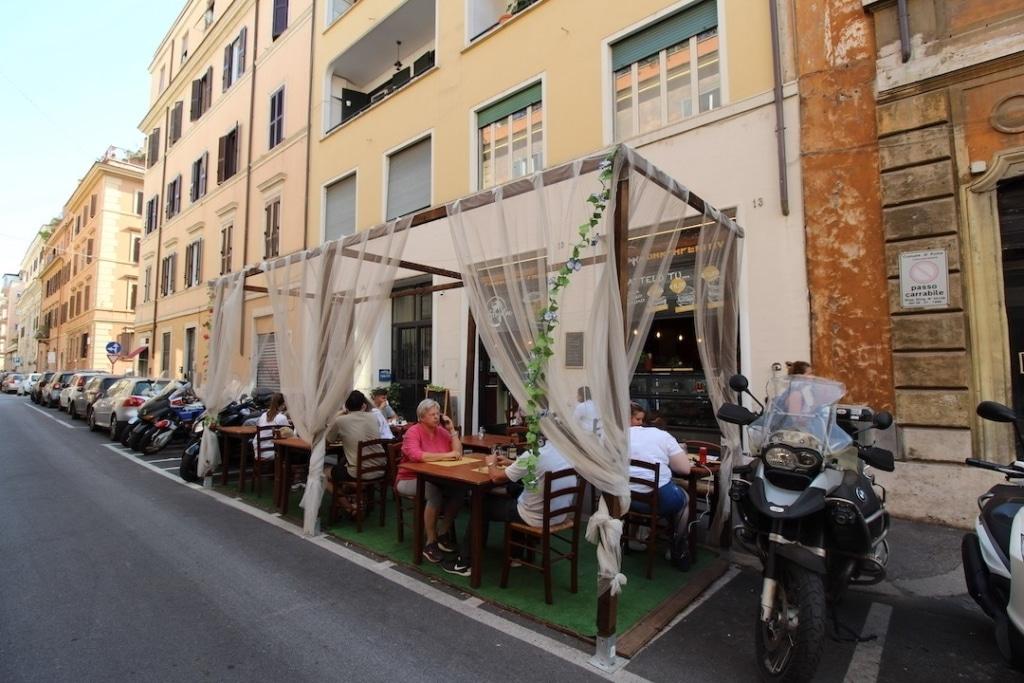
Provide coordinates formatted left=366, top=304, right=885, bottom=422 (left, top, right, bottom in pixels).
left=442, top=556, right=471, bottom=576
left=422, top=542, right=444, bottom=564
left=437, top=531, right=457, bottom=553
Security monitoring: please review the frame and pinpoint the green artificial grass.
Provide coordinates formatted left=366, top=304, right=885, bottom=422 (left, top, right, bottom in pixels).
left=215, top=480, right=717, bottom=639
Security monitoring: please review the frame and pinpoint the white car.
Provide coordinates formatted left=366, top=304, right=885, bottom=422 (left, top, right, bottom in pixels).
left=2, top=373, right=24, bottom=394
left=19, top=372, right=42, bottom=396
left=90, top=377, right=170, bottom=439
left=60, top=372, right=100, bottom=411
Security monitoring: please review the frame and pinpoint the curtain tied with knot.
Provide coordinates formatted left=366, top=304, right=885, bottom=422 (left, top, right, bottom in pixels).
left=263, top=218, right=410, bottom=534
left=197, top=270, right=247, bottom=477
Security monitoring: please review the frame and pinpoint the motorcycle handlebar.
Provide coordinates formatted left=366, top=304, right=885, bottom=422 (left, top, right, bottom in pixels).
left=965, top=458, right=1024, bottom=478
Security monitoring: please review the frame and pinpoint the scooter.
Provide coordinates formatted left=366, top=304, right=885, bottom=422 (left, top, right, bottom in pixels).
left=962, top=400, right=1024, bottom=669
left=125, top=381, right=193, bottom=452
left=718, top=374, right=894, bottom=683
left=144, top=398, right=206, bottom=455
left=179, top=392, right=271, bottom=482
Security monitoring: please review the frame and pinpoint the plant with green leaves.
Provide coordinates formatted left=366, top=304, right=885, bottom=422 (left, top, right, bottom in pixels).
left=518, top=150, right=616, bottom=489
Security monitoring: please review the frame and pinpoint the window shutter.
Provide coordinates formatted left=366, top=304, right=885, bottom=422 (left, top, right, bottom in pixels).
left=204, top=67, right=213, bottom=110
left=223, top=44, right=232, bottom=91
left=272, top=0, right=288, bottom=38
left=477, top=83, right=542, bottom=128
left=238, top=27, right=247, bottom=75
left=324, top=174, right=356, bottom=241
left=200, top=151, right=208, bottom=196
left=197, top=239, right=203, bottom=285
left=386, top=137, right=431, bottom=220
left=90, top=195, right=96, bottom=217
left=255, top=333, right=280, bottom=391
left=217, top=134, right=227, bottom=183
left=611, top=0, right=718, bottom=71
left=190, top=79, right=201, bottom=120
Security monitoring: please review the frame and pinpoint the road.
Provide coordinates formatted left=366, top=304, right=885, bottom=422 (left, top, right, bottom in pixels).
left=0, top=393, right=1020, bottom=682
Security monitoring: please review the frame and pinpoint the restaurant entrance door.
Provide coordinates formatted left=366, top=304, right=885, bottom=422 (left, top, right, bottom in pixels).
left=477, top=339, right=513, bottom=432
left=391, top=278, right=432, bottom=422
left=998, top=177, right=1024, bottom=456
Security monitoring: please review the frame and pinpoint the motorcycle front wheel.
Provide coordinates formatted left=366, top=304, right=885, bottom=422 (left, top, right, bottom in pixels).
left=755, top=562, right=826, bottom=683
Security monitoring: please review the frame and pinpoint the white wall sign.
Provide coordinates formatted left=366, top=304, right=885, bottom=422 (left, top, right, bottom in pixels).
left=899, top=249, right=949, bottom=308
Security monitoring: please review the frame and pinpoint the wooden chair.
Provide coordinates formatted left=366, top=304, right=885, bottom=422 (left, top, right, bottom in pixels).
left=251, top=423, right=279, bottom=496
left=328, top=438, right=390, bottom=532
left=623, top=459, right=662, bottom=579
left=389, top=442, right=417, bottom=543
left=500, top=468, right=585, bottom=605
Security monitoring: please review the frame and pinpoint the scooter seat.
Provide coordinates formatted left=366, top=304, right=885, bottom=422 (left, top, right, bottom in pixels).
left=981, top=484, right=1024, bottom=563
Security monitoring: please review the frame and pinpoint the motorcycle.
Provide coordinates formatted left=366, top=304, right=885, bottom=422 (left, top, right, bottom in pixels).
left=717, top=374, right=894, bottom=683
left=125, top=381, right=195, bottom=452
left=144, top=396, right=206, bottom=455
left=962, top=400, right=1024, bottom=669
left=179, top=391, right=271, bottom=482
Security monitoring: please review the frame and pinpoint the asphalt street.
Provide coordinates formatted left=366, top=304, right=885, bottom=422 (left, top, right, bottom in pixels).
left=1, top=393, right=1021, bottom=682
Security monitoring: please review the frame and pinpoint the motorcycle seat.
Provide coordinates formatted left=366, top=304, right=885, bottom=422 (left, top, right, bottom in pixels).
left=981, top=484, right=1024, bottom=563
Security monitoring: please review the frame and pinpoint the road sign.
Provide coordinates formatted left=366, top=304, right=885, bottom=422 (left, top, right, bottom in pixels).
left=105, top=341, right=122, bottom=355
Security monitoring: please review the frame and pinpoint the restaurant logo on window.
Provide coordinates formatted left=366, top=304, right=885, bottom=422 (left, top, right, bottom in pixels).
left=486, top=295, right=511, bottom=327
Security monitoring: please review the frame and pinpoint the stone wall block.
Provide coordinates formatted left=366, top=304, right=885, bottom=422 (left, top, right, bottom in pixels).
left=878, top=125, right=952, bottom=171
left=895, top=388, right=970, bottom=426
left=872, top=461, right=1002, bottom=529
left=881, top=160, right=955, bottom=206
left=899, top=426, right=973, bottom=463
left=892, top=350, right=969, bottom=387
left=883, top=197, right=958, bottom=241
left=891, top=312, right=966, bottom=350
left=885, top=234, right=960, bottom=277
left=877, top=91, right=950, bottom=136
left=888, top=272, right=963, bottom=312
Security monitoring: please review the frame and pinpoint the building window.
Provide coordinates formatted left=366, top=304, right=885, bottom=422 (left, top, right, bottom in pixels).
left=264, top=199, right=281, bottom=258
left=181, top=32, right=190, bottom=63
left=86, top=239, right=93, bottom=264
left=131, top=237, right=141, bottom=264
left=147, top=128, right=161, bottom=168
left=75, top=216, right=81, bottom=235
left=324, top=173, right=356, bottom=242
left=190, top=152, right=209, bottom=202
left=75, top=291, right=82, bottom=317
left=169, top=101, right=184, bottom=146
left=477, top=83, right=543, bottom=189
left=272, top=0, right=289, bottom=38
left=166, top=175, right=182, bottom=219
left=80, top=333, right=89, bottom=359
left=129, top=283, right=137, bottom=310
left=611, top=1, right=720, bottom=141
left=145, top=195, right=160, bottom=234
left=386, top=137, right=431, bottom=220
left=161, top=332, right=171, bottom=377
left=160, top=253, right=177, bottom=296
left=269, top=87, right=285, bottom=149
left=159, top=65, right=166, bottom=92
left=204, top=0, right=215, bottom=27
left=184, top=239, right=203, bottom=288
left=223, top=28, right=247, bottom=91
left=220, top=224, right=233, bottom=275
left=143, top=265, right=152, bottom=302
left=90, top=194, right=97, bottom=217
left=135, top=191, right=144, bottom=216
left=190, top=67, right=214, bottom=121
left=217, top=125, right=240, bottom=183
left=327, top=0, right=357, bottom=26
left=84, top=285, right=90, bottom=311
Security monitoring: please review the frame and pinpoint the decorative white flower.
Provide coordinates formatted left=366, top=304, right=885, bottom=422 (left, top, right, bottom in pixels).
left=598, top=159, right=612, bottom=171
left=567, top=258, right=582, bottom=272
left=542, top=309, right=558, bottom=323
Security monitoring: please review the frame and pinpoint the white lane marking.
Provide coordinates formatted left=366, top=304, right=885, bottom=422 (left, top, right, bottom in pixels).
left=842, top=602, right=893, bottom=683
left=100, top=442, right=651, bottom=682
left=146, top=457, right=181, bottom=464
left=25, top=404, right=77, bottom=429
left=161, top=466, right=181, bottom=471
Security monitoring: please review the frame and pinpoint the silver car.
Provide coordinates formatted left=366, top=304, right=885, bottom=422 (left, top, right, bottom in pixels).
left=2, top=373, right=24, bottom=394
left=60, top=372, right=101, bottom=412
left=19, top=372, right=42, bottom=396
left=71, top=374, right=123, bottom=421
left=90, top=378, right=169, bottom=439
left=46, top=371, right=78, bottom=408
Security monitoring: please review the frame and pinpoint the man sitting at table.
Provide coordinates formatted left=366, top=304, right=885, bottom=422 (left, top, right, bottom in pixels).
left=397, top=399, right=464, bottom=564
left=324, top=391, right=387, bottom=513
left=371, top=387, right=397, bottom=423
left=628, top=401, right=692, bottom=570
left=441, top=438, right=574, bottom=577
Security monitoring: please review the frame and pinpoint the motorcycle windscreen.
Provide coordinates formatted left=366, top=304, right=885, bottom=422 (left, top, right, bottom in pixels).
left=749, top=376, right=852, bottom=456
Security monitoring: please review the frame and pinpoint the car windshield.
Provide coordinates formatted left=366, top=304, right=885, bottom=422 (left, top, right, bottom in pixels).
left=749, top=376, right=852, bottom=455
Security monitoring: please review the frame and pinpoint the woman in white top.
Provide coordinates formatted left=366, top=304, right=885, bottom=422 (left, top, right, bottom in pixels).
left=252, top=393, right=290, bottom=460
left=627, top=402, right=690, bottom=519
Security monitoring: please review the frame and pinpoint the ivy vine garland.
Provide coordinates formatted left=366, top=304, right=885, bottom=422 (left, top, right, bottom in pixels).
left=518, top=151, right=616, bottom=489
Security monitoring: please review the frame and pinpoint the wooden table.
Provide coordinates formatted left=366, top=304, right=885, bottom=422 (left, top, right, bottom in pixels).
left=402, top=455, right=496, bottom=588
left=271, top=437, right=344, bottom=516
left=460, top=433, right=516, bottom=454
left=215, top=425, right=256, bottom=489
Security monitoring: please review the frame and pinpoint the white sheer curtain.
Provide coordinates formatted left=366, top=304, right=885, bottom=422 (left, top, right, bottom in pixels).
left=264, top=218, right=410, bottom=534
left=694, top=207, right=743, bottom=535
left=448, top=146, right=696, bottom=595
left=196, top=270, right=246, bottom=477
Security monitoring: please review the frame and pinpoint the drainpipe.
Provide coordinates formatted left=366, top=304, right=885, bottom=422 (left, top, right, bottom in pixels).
left=302, top=0, right=317, bottom=251
left=769, top=0, right=790, bottom=217
left=151, top=105, right=171, bottom=370
left=896, top=0, right=911, bottom=63
left=239, top=0, right=261, bottom=357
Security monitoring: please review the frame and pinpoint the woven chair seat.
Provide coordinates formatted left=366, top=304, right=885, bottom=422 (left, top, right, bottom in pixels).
left=510, top=519, right=574, bottom=536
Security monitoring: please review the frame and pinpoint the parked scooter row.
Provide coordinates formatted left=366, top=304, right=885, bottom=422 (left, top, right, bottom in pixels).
left=120, top=381, right=205, bottom=455
left=179, top=391, right=273, bottom=483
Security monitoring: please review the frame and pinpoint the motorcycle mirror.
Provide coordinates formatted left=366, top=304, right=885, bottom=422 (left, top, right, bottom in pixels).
left=717, top=403, right=758, bottom=426
left=860, top=446, right=895, bottom=472
left=872, top=411, right=893, bottom=430
left=728, top=374, right=749, bottom=393
left=977, top=400, right=1018, bottom=424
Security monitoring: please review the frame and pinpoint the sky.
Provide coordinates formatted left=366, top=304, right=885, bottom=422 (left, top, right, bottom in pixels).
left=0, top=1, right=182, bottom=277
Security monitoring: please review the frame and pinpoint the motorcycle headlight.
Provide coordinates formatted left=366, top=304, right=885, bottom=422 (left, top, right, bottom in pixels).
left=193, top=421, right=204, bottom=433
left=765, top=447, right=798, bottom=470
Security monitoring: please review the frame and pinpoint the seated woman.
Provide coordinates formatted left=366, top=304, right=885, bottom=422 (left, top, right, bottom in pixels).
left=324, top=391, right=387, bottom=504
left=627, top=402, right=692, bottom=568
left=397, top=399, right=464, bottom=563
left=251, top=393, right=290, bottom=461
